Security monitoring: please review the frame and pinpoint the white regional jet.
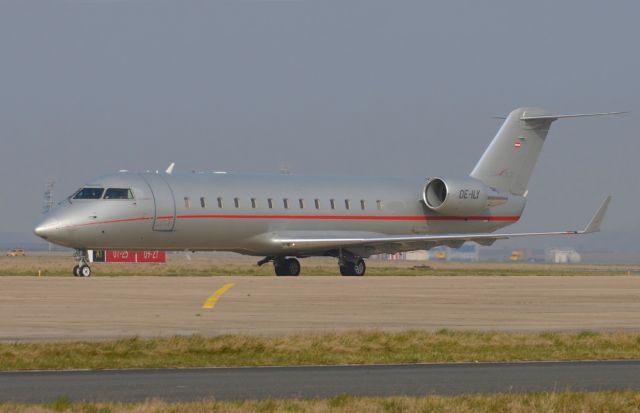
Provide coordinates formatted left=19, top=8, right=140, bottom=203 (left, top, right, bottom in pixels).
left=35, top=107, right=619, bottom=277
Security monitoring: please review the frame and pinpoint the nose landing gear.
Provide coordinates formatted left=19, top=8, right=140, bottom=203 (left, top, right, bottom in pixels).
left=73, top=249, right=92, bottom=277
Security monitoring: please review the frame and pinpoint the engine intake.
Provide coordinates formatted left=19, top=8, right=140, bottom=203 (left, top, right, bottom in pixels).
left=423, top=177, right=508, bottom=215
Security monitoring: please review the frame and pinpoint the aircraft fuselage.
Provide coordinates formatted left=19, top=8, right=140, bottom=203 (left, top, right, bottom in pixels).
left=37, top=172, right=525, bottom=257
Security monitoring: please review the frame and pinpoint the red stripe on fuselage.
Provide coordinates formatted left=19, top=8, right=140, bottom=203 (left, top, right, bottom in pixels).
left=172, top=214, right=520, bottom=221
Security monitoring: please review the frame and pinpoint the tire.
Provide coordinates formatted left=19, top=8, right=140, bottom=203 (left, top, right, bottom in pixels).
left=352, top=258, right=366, bottom=276
left=79, top=265, right=92, bottom=277
left=285, top=258, right=300, bottom=276
left=275, top=263, right=288, bottom=276
left=73, top=265, right=80, bottom=277
left=339, top=264, right=354, bottom=276
left=340, top=259, right=366, bottom=276
left=274, top=258, right=300, bottom=276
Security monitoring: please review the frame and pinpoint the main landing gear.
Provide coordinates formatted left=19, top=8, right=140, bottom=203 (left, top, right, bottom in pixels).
left=274, top=257, right=301, bottom=276
left=257, top=255, right=366, bottom=276
left=339, top=257, right=366, bottom=276
left=72, top=249, right=92, bottom=277
left=258, top=256, right=301, bottom=276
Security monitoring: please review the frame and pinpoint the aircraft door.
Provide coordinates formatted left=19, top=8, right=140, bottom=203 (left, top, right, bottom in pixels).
left=141, top=174, right=176, bottom=231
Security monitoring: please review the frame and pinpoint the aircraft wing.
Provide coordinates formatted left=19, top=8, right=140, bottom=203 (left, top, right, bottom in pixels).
left=273, top=196, right=611, bottom=252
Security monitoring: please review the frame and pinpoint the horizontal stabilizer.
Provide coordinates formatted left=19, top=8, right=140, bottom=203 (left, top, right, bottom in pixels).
left=520, top=111, right=627, bottom=122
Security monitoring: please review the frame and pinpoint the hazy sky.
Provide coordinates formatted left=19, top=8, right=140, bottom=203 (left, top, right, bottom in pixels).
left=1, top=1, right=638, bottom=248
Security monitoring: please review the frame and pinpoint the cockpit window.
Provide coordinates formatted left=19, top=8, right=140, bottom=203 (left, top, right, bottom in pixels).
left=73, top=187, right=104, bottom=199
left=104, top=188, right=134, bottom=200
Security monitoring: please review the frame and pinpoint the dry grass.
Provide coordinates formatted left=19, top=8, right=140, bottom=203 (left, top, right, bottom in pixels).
left=2, top=330, right=640, bottom=371
left=1, top=254, right=638, bottom=277
left=2, top=392, right=640, bottom=413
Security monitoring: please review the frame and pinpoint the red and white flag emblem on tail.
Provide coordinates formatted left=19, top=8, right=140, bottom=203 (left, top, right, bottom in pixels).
left=514, top=140, right=522, bottom=149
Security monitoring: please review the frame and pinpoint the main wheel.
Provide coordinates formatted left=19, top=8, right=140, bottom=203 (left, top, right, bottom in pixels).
left=340, top=259, right=366, bottom=276
left=79, top=265, right=92, bottom=277
left=339, top=264, right=354, bottom=276
left=352, top=258, right=366, bottom=276
left=274, top=258, right=300, bottom=276
left=73, top=265, right=80, bottom=277
left=285, top=258, right=301, bottom=276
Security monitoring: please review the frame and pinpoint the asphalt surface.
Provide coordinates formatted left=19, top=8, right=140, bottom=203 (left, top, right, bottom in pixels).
left=1, top=361, right=639, bottom=403
left=3, top=275, right=640, bottom=341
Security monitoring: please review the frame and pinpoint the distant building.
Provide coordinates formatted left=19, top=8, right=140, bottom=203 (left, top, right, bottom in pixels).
left=379, top=252, right=406, bottom=261
left=405, top=250, right=429, bottom=261
left=546, top=248, right=581, bottom=264
left=375, top=245, right=479, bottom=262
left=429, top=245, right=479, bottom=262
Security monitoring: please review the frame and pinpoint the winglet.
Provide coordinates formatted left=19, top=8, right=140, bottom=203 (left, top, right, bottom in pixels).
left=165, top=162, right=175, bottom=174
left=582, top=196, right=612, bottom=234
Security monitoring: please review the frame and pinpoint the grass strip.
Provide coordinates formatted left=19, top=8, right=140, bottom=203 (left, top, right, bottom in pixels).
left=2, top=392, right=640, bottom=413
left=2, top=330, right=640, bottom=371
left=3, top=255, right=640, bottom=277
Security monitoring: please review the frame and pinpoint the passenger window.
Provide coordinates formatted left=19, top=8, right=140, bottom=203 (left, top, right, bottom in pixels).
left=314, top=199, right=320, bottom=210
left=376, top=200, right=382, bottom=210
left=345, top=199, right=350, bottom=210
left=251, top=198, right=257, bottom=209
left=184, top=197, right=191, bottom=209
left=267, top=198, right=273, bottom=209
left=200, top=197, right=206, bottom=208
left=234, top=197, right=240, bottom=208
left=103, top=188, right=133, bottom=200
left=73, top=187, right=104, bottom=199
left=330, top=199, right=335, bottom=210
left=299, top=199, right=304, bottom=209
left=283, top=198, right=289, bottom=209
left=217, top=197, right=223, bottom=209
left=360, top=200, right=366, bottom=210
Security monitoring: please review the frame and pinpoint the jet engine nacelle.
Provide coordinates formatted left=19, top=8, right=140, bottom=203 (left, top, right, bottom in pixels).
left=423, top=177, right=509, bottom=215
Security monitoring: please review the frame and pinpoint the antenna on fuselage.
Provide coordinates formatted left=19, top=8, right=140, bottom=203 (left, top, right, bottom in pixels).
left=165, top=162, right=175, bottom=174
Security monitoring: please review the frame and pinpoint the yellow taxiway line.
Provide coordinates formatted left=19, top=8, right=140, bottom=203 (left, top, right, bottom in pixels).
left=202, top=283, right=235, bottom=309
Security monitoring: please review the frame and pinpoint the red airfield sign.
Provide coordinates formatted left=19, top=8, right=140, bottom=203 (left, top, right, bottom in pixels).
left=92, top=250, right=166, bottom=263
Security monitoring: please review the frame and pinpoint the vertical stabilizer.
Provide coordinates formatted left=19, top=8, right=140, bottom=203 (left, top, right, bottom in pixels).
left=470, top=108, right=625, bottom=195
left=470, top=107, right=551, bottom=196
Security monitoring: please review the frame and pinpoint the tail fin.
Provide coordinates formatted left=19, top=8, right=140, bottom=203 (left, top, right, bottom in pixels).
left=470, top=107, right=625, bottom=195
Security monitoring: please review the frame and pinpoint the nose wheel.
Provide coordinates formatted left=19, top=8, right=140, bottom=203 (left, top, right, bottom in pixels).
left=73, top=249, right=92, bottom=277
left=74, top=265, right=92, bottom=277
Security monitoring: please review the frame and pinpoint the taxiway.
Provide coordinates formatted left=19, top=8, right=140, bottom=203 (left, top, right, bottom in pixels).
left=1, top=275, right=639, bottom=341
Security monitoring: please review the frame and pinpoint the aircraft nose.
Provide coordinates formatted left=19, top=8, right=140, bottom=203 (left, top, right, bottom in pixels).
left=34, top=218, right=60, bottom=240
